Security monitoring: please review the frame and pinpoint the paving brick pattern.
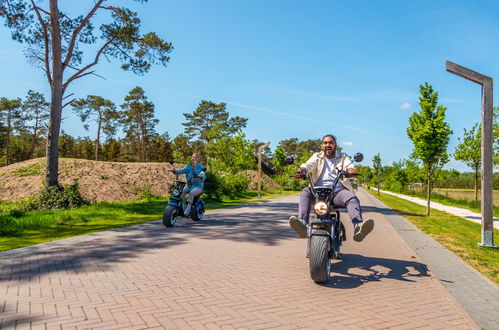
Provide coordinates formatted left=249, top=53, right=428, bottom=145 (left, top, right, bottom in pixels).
left=0, top=192, right=479, bottom=329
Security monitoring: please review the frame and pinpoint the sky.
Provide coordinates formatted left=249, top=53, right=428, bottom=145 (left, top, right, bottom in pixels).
left=1, top=0, right=499, bottom=171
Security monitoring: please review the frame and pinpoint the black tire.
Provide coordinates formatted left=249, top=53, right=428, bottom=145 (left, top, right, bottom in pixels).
left=309, top=235, right=330, bottom=283
left=162, top=205, right=178, bottom=227
left=189, top=203, right=204, bottom=221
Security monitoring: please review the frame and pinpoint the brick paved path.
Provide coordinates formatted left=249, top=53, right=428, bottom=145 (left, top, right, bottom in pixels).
left=0, top=191, right=479, bottom=329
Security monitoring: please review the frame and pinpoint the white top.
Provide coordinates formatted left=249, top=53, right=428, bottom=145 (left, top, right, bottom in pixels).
left=315, top=157, right=345, bottom=192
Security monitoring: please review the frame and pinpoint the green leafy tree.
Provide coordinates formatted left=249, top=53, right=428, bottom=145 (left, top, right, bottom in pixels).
left=171, top=134, right=193, bottom=164
left=147, top=132, right=173, bottom=162
left=454, top=123, right=481, bottom=201
left=407, top=83, right=452, bottom=215
left=72, top=95, right=119, bottom=160
left=120, top=87, right=158, bottom=162
left=251, top=139, right=272, bottom=164
left=372, top=153, right=382, bottom=195
left=273, top=146, right=286, bottom=175
left=278, top=138, right=323, bottom=161
left=0, top=0, right=173, bottom=185
left=278, top=138, right=300, bottom=159
left=0, top=98, right=22, bottom=165
left=102, top=138, right=121, bottom=161
left=206, top=133, right=255, bottom=174
left=355, top=165, right=373, bottom=187
left=390, top=160, right=409, bottom=192
left=22, top=90, right=50, bottom=159
left=182, top=101, right=248, bottom=155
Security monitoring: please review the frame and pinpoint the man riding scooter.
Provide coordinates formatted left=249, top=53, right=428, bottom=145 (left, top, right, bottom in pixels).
left=289, top=134, right=374, bottom=241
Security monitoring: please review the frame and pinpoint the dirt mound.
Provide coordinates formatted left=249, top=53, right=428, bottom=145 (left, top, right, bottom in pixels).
left=0, top=158, right=280, bottom=202
left=238, top=170, right=280, bottom=190
left=0, top=158, right=175, bottom=202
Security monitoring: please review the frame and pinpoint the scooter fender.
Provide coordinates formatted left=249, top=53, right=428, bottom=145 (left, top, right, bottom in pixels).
left=306, top=229, right=332, bottom=258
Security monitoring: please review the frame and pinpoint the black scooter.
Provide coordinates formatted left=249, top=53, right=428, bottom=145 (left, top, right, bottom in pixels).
left=286, top=153, right=363, bottom=283
left=162, top=160, right=206, bottom=227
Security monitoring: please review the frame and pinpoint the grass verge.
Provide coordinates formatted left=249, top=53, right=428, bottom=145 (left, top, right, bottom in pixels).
left=0, top=189, right=298, bottom=252
left=367, top=189, right=499, bottom=284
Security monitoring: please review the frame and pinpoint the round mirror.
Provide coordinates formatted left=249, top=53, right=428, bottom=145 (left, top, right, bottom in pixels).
left=353, top=153, right=364, bottom=163
left=285, top=156, right=294, bottom=165
left=169, top=160, right=174, bottom=165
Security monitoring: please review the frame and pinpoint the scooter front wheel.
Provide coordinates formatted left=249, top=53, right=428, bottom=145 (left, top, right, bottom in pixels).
left=163, top=205, right=178, bottom=227
left=309, top=235, right=330, bottom=283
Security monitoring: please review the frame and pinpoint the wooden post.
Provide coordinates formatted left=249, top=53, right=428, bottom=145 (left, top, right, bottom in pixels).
left=257, top=142, right=270, bottom=198
left=446, top=60, right=496, bottom=248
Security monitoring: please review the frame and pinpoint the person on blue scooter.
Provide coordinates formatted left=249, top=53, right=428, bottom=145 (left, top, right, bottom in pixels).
left=289, top=134, right=374, bottom=242
left=173, top=153, right=206, bottom=216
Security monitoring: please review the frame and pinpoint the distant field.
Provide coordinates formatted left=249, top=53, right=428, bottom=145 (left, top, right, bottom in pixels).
left=431, top=188, right=499, bottom=207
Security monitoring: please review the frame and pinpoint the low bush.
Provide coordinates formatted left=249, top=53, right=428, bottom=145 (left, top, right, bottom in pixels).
left=27, top=182, right=88, bottom=211
left=273, top=174, right=307, bottom=191
left=203, top=171, right=249, bottom=199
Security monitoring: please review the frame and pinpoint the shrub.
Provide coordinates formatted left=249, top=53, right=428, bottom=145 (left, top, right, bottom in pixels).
left=220, top=174, right=248, bottom=198
left=27, top=182, right=88, bottom=210
left=273, top=175, right=306, bottom=191
left=203, top=171, right=249, bottom=199
left=203, top=171, right=222, bottom=199
left=132, top=184, right=156, bottom=202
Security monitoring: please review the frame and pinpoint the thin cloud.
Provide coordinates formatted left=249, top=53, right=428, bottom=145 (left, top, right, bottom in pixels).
left=341, top=141, right=354, bottom=146
left=264, top=85, right=363, bottom=103
left=226, top=101, right=394, bottom=139
left=400, top=102, right=412, bottom=110
left=157, top=89, right=395, bottom=139
left=266, top=85, right=420, bottom=104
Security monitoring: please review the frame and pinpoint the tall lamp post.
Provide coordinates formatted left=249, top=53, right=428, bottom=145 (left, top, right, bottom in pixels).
left=446, top=60, right=496, bottom=248
left=257, top=142, right=270, bottom=198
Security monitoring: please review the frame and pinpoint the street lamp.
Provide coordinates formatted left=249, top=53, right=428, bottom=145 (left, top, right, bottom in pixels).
left=446, top=60, right=497, bottom=248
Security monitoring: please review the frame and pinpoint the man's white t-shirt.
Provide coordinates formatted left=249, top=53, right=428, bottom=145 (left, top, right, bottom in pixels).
left=315, top=157, right=345, bottom=192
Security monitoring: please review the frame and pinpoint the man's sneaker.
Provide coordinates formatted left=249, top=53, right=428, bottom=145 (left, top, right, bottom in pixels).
left=289, top=216, right=307, bottom=238
left=353, top=218, right=374, bottom=242
left=184, top=205, right=191, bottom=217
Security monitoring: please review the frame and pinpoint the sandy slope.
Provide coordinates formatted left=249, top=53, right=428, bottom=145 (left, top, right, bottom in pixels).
left=0, top=158, right=279, bottom=202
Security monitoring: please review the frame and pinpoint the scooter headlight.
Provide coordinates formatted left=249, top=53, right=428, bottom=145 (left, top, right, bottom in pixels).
left=314, top=202, right=328, bottom=216
left=172, top=189, right=180, bottom=196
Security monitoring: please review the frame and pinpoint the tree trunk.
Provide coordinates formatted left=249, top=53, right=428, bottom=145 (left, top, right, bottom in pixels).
left=95, top=119, right=101, bottom=161
left=426, top=174, right=431, bottom=216
left=377, top=168, right=380, bottom=195
left=5, top=108, right=11, bottom=166
left=46, top=0, right=63, bottom=186
left=30, top=117, right=39, bottom=159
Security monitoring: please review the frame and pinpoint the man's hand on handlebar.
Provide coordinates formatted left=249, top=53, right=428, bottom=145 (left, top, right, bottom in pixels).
left=344, top=168, right=359, bottom=178
left=293, top=167, right=307, bottom=179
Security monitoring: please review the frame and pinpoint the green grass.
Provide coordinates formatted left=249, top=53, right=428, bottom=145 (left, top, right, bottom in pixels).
left=14, top=162, right=43, bottom=176
left=0, top=189, right=298, bottom=252
left=367, top=190, right=499, bottom=284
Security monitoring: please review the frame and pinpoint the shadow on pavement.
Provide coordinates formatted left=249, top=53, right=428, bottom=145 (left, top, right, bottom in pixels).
left=321, top=253, right=429, bottom=289
left=0, top=199, right=300, bottom=282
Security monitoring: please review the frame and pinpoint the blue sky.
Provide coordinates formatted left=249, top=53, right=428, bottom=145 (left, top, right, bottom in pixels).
left=1, top=0, right=499, bottom=171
